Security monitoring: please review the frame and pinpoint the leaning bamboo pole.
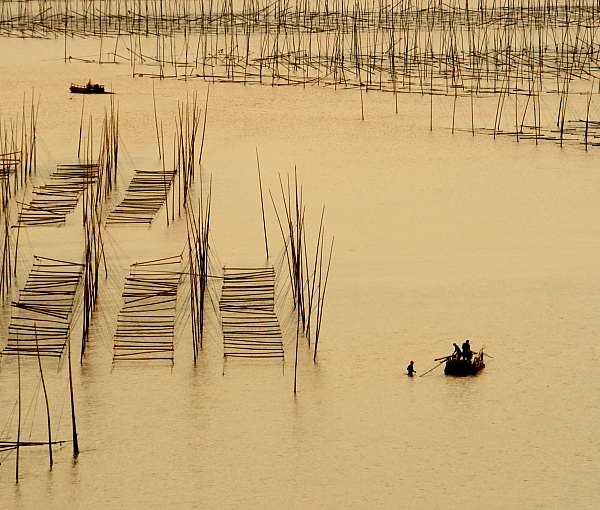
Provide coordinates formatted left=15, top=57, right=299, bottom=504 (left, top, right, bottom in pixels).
left=68, top=330, right=79, bottom=456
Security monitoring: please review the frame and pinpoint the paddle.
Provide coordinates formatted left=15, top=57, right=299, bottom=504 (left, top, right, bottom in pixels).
left=419, top=360, right=445, bottom=377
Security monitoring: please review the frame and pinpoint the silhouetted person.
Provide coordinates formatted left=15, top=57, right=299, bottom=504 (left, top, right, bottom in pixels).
left=407, top=361, right=416, bottom=376
left=462, top=340, right=472, bottom=361
left=453, top=343, right=462, bottom=359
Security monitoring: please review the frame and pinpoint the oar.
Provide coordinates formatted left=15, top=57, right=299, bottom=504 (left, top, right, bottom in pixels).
left=419, top=360, right=445, bottom=377
left=434, top=354, right=453, bottom=362
left=483, top=352, right=494, bottom=359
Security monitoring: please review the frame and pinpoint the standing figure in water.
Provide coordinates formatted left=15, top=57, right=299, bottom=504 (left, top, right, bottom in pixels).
left=407, top=361, right=416, bottom=376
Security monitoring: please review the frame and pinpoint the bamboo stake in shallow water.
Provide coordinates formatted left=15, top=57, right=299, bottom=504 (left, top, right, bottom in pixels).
left=68, top=334, right=79, bottom=457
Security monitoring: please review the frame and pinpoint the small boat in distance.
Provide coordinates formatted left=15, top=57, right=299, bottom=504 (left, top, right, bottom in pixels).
left=70, top=80, right=105, bottom=94
left=435, top=348, right=485, bottom=376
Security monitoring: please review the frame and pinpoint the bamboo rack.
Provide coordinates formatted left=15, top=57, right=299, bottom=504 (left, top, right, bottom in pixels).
left=1, top=256, right=84, bottom=358
left=112, top=256, right=182, bottom=362
left=220, top=266, right=285, bottom=359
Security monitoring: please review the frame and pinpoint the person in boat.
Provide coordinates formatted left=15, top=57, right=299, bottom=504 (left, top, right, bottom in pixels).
left=452, top=343, right=462, bottom=359
left=462, top=340, right=472, bottom=362
left=407, top=361, right=416, bottom=376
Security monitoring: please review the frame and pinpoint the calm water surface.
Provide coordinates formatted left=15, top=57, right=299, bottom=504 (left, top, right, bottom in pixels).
left=0, top=37, right=598, bottom=509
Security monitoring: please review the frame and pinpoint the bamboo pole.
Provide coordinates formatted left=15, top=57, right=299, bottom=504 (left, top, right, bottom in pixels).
left=67, top=333, right=79, bottom=456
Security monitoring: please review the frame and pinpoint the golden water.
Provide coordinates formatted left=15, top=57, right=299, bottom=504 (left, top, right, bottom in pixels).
left=0, top=36, right=598, bottom=509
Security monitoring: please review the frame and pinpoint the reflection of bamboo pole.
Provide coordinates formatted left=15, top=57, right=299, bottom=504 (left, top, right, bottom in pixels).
left=256, top=148, right=268, bottom=260
left=16, top=333, right=21, bottom=482
left=293, top=310, right=299, bottom=394
left=314, top=237, right=334, bottom=362
left=35, top=325, right=53, bottom=468
left=585, top=90, right=591, bottom=151
left=199, top=85, right=209, bottom=168
left=78, top=96, right=85, bottom=158
left=269, top=189, right=294, bottom=301
left=306, top=207, right=325, bottom=344
left=161, top=121, right=169, bottom=226
left=153, top=81, right=161, bottom=159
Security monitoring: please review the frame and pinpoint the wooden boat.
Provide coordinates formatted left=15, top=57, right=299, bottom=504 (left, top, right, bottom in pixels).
left=444, top=349, right=485, bottom=376
left=70, top=81, right=105, bottom=94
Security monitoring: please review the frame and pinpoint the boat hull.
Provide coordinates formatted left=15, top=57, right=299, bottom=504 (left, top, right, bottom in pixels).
left=444, top=358, right=485, bottom=376
left=70, top=84, right=105, bottom=94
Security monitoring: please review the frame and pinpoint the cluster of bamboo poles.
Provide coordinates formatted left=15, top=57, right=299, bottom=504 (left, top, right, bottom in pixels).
left=80, top=182, right=107, bottom=361
left=173, top=94, right=201, bottom=215
left=107, top=91, right=204, bottom=227
left=15, top=105, right=110, bottom=228
left=0, top=96, right=39, bottom=298
left=267, top=170, right=333, bottom=391
left=82, top=103, right=118, bottom=356
left=4, top=0, right=600, bottom=95
left=6, top=1, right=600, bottom=37
left=185, top=189, right=211, bottom=362
left=0, top=94, right=38, bottom=190
left=5, top=0, right=598, bottom=148
left=96, top=96, right=119, bottom=201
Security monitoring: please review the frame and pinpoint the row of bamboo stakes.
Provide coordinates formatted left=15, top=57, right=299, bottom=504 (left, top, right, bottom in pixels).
left=5, top=1, right=600, bottom=148
left=0, top=94, right=39, bottom=299
left=5, top=1, right=600, bottom=35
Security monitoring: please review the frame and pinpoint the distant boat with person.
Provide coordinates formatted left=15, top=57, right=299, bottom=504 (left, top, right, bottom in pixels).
left=70, top=80, right=106, bottom=94
left=443, top=349, right=485, bottom=376
left=434, top=341, right=486, bottom=376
